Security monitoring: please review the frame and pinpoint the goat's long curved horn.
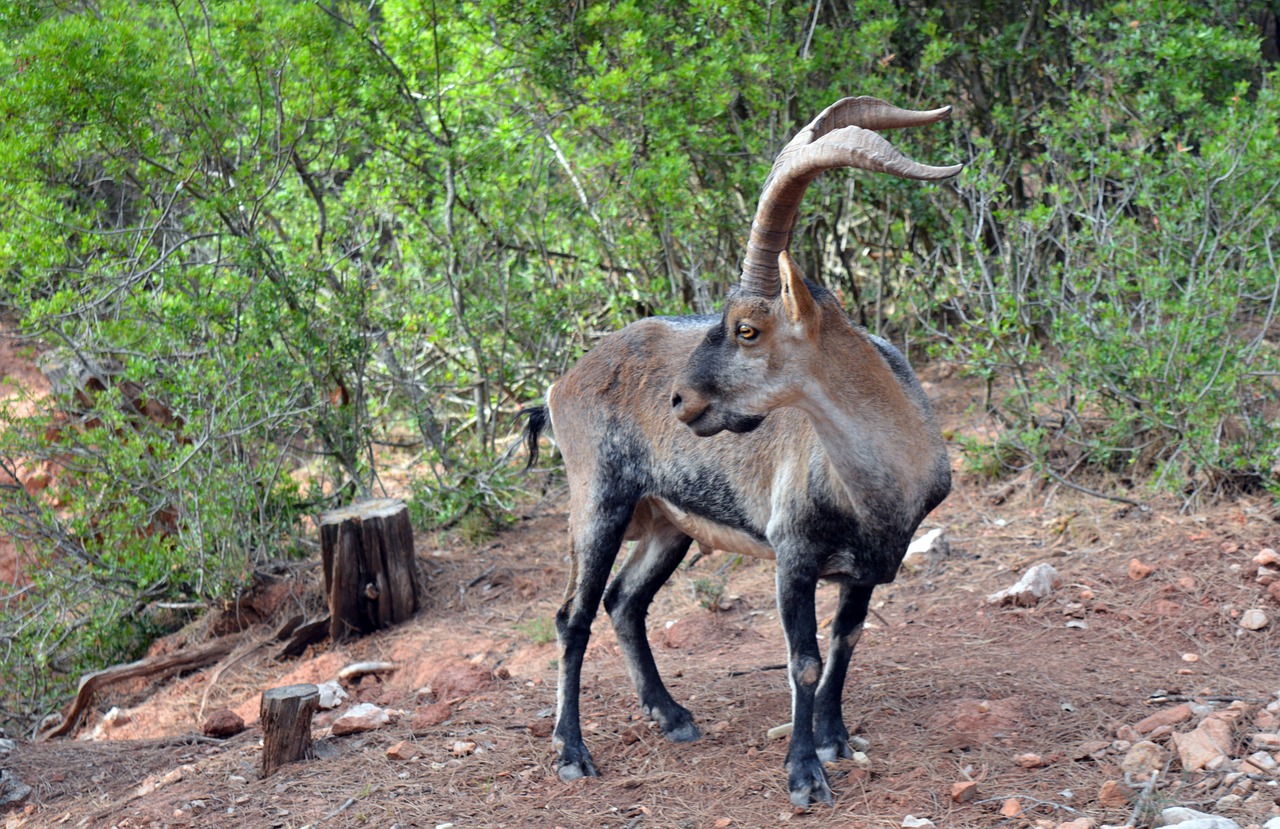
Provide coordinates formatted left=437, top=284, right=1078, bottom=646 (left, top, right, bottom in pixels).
left=739, top=97, right=963, bottom=298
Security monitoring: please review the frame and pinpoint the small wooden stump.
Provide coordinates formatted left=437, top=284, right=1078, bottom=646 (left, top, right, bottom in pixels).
left=260, top=683, right=320, bottom=777
left=319, top=498, right=423, bottom=642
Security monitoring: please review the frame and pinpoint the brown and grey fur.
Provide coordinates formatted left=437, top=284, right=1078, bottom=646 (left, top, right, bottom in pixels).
left=521, top=97, right=960, bottom=808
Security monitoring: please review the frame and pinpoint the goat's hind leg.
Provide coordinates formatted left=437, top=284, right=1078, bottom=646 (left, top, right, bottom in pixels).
left=603, top=510, right=698, bottom=742
left=552, top=499, right=633, bottom=781
left=813, top=581, right=873, bottom=763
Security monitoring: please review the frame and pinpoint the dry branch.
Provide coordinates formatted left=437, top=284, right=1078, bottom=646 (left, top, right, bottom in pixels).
left=40, top=635, right=242, bottom=740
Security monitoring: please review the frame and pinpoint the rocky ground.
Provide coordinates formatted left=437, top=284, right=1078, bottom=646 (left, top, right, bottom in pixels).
left=2, top=354, right=1280, bottom=829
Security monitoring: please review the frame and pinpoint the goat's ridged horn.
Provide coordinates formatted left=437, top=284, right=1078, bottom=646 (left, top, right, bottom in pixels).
left=739, top=97, right=963, bottom=298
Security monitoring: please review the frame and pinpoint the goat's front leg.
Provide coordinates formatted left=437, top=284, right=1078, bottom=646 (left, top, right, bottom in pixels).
left=814, top=581, right=873, bottom=762
left=775, top=556, right=831, bottom=807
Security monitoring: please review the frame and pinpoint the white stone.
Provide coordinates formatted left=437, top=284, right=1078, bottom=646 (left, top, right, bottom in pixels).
left=987, top=563, right=1059, bottom=606
left=901, top=528, right=949, bottom=572
left=1248, top=750, right=1278, bottom=771
left=1262, top=817, right=1280, bottom=829
left=1154, top=807, right=1241, bottom=829
left=316, top=680, right=349, bottom=710
left=902, top=817, right=936, bottom=829
left=1160, top=808, right=1219, bottom=824
left=1239, top=609, right=1269, bottom=631
left=331, top=703, right=392, bottom=736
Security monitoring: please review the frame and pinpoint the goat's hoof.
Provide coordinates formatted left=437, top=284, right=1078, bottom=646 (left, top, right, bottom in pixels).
left=556, top=748, right=599, bottom=781
left=815, top=738, right=853, bottom=763
left=663, top=719, right=701, bottom=743
left=787, top=757, right=834, bottom=808
left=648, top=702, right=701, bottom=743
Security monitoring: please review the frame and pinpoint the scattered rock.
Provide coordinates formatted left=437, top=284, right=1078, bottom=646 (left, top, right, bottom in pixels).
left=987, top=563, right=1059, bottom=606
left=387, top=741, right=420, bottom=761
left=1154, top=818, right=1241, bottom=829
left=1255, top=548, right=1280, bottom=567
left=201, top=708, right=246, bottom=738
left=1073, top=740, right=1112, bottom=760
left=1128, top=558, right=1154, bottom=580
left=1155, top=806, right=1240, bottom=829
left=1015, top=752, right=1045, bottom=768
left=1172, top=717, right=1233, bottom=771
left=1213, top=794, right=1242, bottom=812
left=902, top=528, right=949, bottom=572
left=1249, top=732, right=1280, bottom=750
left=411, top=701, right=453, bottom=734
left=1134, top=703, right=1193, bottom=735
left=950, top=781, right=979, bottom=803
left=1115, top=724, right=1142, bottom=743
left=1099, top=779, right=1132, bottom=808
left=0, top=769, right=31, bottom=807
left=317, top=680, right=349, bottom=710
left=1238, top=608, right=1269, bottom=631
left=902, top=817, right=936, bottom=829
left=1121, top=740, right=1168, bottom=775
left=1000, top=798, right=1022, bottom=817
left=1056, top=820, right=1096, bottom=829
left=332, top=703, right=392, bottom=736
left=1244, top=750, right=1278, bottom=771
left=450, top=739, right=476, bottom=757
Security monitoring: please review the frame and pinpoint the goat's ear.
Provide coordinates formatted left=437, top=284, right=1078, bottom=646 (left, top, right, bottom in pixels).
left=779, top=251, right=819, bottom=326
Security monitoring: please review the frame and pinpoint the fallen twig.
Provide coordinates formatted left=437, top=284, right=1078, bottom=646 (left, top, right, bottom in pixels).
left=41, top=634, right=243, bottom=740
left=728, top=664, right=787, bottom=677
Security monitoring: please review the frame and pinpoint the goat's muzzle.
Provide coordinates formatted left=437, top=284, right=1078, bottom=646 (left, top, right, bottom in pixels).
left=671, top=386, right=765, bottom=437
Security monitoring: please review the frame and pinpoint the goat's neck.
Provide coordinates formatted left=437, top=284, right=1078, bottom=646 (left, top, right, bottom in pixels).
left=796, top=326, right=936, bottom=518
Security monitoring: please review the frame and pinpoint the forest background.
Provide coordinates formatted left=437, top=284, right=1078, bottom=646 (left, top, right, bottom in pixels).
left=0, top=0, right=1278, bottom=735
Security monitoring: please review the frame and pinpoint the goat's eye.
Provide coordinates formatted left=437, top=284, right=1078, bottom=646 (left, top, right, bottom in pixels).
left=736, top=323, right=758, bottom=341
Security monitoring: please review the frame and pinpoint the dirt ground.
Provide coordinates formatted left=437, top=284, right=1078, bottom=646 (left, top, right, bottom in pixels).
left=3, top=353, right=1280, bottom=829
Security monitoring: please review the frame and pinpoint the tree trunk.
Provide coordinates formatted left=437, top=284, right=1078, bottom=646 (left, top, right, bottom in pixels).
left=319, top=498, right=422, bottom=642
left=260, top=683, right=320, bottom=777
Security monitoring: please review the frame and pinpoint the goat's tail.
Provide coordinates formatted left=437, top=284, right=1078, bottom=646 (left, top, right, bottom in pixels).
left=518, top=405, right=550, bottom=470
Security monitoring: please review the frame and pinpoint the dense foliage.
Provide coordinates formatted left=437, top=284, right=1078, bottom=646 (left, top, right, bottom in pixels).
left=0, top=0, right=1276, bottom=731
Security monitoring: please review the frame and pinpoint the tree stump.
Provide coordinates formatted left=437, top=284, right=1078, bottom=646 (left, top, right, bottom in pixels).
left=319, top=498, right=423, bottom=642
left=260, top=683, right=320, bottom=777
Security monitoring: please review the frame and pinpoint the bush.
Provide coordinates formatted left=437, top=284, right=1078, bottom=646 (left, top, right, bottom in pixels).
left=905, top=3, right=1280, bottom=501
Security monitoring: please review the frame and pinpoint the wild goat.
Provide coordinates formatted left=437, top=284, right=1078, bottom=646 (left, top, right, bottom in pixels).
left=521, top=97, right=960, bottom=807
